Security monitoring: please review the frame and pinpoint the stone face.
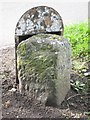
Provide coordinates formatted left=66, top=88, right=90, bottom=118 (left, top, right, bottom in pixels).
left=17, top=34, right=71, bottom=106
left=15, top=6, right=64, bottom=37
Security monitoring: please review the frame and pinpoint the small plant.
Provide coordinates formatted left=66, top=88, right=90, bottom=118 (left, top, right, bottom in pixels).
left=71, top=80, right=86, bottom=93
left=84, top=112, right=90, bottom=115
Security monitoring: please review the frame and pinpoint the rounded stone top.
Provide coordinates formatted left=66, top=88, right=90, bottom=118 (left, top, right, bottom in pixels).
left=15, top=6, right=64, bottom=36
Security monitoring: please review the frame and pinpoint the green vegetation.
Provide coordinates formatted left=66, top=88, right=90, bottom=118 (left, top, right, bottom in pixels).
left=17, top=41, right=26, bottom=56
left=64, top=22, right=88, bottom=59
left=71, top=80, right=86, bottom=93
left=64, top=22, right=89, bottom=93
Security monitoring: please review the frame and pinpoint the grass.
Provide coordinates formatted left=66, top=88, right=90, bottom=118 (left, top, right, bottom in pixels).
left=64, top=22, right=89, bottom=94
left=64, top=22, right=88, bottom=59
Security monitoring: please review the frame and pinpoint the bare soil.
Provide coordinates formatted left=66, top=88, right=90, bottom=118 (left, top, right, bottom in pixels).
left=0, top=46, right=89, bottom=119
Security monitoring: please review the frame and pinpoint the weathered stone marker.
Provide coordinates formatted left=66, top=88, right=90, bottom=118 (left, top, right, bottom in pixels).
left=15, top=6, right=71, bottom=106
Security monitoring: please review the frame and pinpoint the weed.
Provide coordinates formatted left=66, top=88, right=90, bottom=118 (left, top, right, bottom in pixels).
left=71, top=80, right=86, bottom=93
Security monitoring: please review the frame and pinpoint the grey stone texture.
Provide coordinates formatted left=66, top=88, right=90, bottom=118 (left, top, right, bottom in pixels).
left=15, top=6, right=64, bottom=37
left=17, top=34, right=71, bottom=106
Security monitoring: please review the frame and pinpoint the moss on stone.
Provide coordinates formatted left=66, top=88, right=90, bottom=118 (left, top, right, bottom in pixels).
left=17, top=41, right=26, bottom=56
left=17, top=34, right=59, bottom=83
left=17, top=33, right=71, bottom=106
left=18, top=50, right=57, bottom=83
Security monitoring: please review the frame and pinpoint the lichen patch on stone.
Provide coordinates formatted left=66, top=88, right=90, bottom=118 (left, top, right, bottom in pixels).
left=15, top=6, right=64, bottom=37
